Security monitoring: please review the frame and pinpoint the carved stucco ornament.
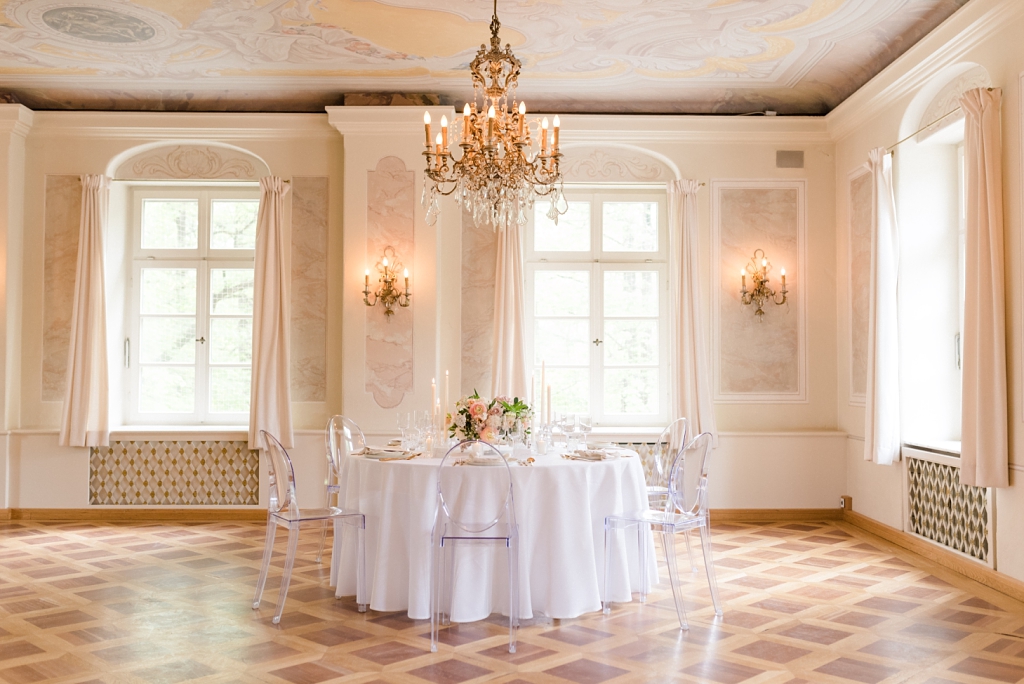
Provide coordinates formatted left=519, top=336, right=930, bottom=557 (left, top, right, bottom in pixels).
left=124, top=145, right=262, bottom=180
left=562, top=148, right=667, bottom=183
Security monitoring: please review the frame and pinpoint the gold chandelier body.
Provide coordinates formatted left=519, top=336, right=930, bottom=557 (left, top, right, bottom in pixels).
left=422, top=1, right=566, bottom=230
left=740, top=249, right=788, bottom=320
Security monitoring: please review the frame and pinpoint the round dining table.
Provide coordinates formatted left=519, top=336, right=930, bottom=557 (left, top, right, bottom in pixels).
left=330, top=446, right=657, bottom=622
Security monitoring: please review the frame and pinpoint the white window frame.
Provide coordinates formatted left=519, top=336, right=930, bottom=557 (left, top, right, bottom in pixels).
left=525, top=188, right=669, bottom=427
left=127, top=187, right=258, bottom=425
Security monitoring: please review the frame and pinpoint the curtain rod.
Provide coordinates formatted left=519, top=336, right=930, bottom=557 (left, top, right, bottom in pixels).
left=112, top=178, right=287, bottom=183
left=886, top=87, right=995, bottom=153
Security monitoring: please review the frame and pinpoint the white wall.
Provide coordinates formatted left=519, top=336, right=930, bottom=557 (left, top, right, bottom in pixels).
left=830, top=0, right=1024, bottom=579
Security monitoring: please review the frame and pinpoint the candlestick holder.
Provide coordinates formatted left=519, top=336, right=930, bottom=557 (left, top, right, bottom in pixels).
left=740, top=248, right=788, bottom=321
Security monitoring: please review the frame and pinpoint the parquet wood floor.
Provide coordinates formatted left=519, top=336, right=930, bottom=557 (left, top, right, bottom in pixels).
left=2, top=519, right=1024, bottom=683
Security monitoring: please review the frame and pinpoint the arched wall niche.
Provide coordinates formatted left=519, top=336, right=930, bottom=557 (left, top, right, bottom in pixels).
left=559, top=143, right=680, bottom=183
left=106, top=141, right=271, bottom=180
left=899, top=62, right=992, bottom=142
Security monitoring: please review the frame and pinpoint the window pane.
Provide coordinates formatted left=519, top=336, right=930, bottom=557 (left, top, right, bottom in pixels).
left=605, top=319, right=658, bottom=365
left=605, top=368, right=658, bottom=414
left=210, top=318, right=252, bottom=364
left=140, top=317, right=195, bottom=363
left=535, top=202, right=590, bottom=251
left=548, top=368, right=589, bottom=414
left=534, top=319, right=589, bottom=365
left=139, top=366, right=194, bottom=413
left=211, top=200, right=258, bottom=250
left=141, top=268, right=196, bottom=315
left=142, top=199, right=198, bottom=249
left=604, top=271, right=658, bottom=317
left=535, top=271, right=589, bottom=316
left=602, top=202, right=658, bottom=252
left=211, top=268, right=254, bottom=315
left=210, top=367, right=251, bottom=413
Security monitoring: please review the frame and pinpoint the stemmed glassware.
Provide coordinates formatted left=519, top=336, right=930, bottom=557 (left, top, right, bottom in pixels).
left=578, top=414, right=592, bottom=448
left=396, top=412, right=411, bottom=448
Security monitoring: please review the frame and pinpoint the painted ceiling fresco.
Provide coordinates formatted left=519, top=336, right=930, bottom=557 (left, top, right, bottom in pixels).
left=0, top=0, right=971, bottom=114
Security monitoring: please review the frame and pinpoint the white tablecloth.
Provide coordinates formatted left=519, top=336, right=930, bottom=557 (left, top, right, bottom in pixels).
left=331, top=448, right=657, bottom=621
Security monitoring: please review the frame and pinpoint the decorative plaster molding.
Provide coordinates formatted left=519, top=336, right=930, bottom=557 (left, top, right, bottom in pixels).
left=562, top=147, right=667, bottom=183
left=827, top=0, right=1024, bottom=141
left=124, top=145, right=258, bottom=180
left=711, top=179, right=808, bottom=403
left=918, top=65, right=991, bottom=139
left=30, top=111, right=336, bottom=140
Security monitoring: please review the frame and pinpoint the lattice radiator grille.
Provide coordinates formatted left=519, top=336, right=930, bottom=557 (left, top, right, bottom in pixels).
left=90, top=440, right=259, bottom=506
left=907, top=456, right=988, bottom=562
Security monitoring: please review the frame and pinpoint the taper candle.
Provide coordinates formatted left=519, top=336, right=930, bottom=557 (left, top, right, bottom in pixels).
left=552, top=115, right=560, bottom=150
left=440, top=115, right=448, bottom=150
left=546, top=385, right=552, bottom=425
left=431, top=378, right=436, bottom=418
left=404, top=268, right=409, bottom=293
left=462, top=103, right=470, bottom=138
left=423, top=111, right=431, bottom=147
left=518, top=101, right=525, bottom=138
left=444, top=370, right=449, bottom=416
left=540, top=361, right=546, bottom=424
left=541, top=117, right=549, bottom=154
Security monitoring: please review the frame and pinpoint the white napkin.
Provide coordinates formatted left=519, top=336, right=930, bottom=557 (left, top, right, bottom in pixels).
left=360, top=446, right=409, bottom=459
left=567, top=449, right=618, bottom=461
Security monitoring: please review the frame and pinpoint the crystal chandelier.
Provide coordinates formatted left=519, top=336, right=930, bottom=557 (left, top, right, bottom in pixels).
left=421, top=0, right=566, bottom=231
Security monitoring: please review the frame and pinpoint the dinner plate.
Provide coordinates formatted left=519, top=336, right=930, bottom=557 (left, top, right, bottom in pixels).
left=362, top=447, right=409, bottom=459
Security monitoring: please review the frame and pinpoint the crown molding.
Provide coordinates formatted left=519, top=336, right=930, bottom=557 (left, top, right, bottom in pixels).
left=0, top=104, right=33, bottom=138
left=826, top=0, right=1024, bottom=141
left=326, top=106, right=457, bottom=136
left=28, top=111, right=336, bottom=140
left=554, top=114, right=832, bottom=145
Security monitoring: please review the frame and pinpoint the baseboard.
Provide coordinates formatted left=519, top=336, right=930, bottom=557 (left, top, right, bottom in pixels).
left=9, top=508, right=266, bottom=522
left=0, top=508, right=11, bottom=521
left=843, top=508, right=1024, bottom=605
left=711, top=508, right=843, bottom=522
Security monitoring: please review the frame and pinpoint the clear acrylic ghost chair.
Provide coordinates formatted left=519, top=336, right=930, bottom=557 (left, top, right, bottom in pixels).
left=430, top=440, right=519, bottom=654
left=647, top=417, right=687, bottom=511
left=252, top=431, right=367, bottom=625
left=316, top=415, right=366, bottom=563
left=603, top=432, right=722, bottom=630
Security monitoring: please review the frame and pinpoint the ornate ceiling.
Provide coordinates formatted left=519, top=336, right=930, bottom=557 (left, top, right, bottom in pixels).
left=0, top=0, right=970, bottom=114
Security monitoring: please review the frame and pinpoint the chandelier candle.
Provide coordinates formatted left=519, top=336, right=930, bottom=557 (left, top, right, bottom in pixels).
left=421, top=0, right=566, bottom=230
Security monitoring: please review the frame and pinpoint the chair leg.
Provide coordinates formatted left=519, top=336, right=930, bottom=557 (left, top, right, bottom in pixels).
left=638, top=523, right=649, bottom=603
left=683, top=529, right=696, bottom=572
left=602, top=523, right=613, bottom=614
left=507, top=536, right=518, bottom=653
left=663, top=530, right=688, bottom=630
left=443, top=544, right=456, bottom=626
left=356, top=520, right=367, bottom=612
left=273, top=525, right=300, bottom=625
left=315, top=520, right=328, bottom=563
left=430, top=537, right=441, bottom=653
left=699, top=522, right=723, bottom=616
left=252, top=521, right=276, bottom=609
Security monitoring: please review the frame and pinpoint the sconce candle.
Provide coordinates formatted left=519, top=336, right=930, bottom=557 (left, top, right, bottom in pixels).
left=739, top=248, right=788, bottom=321
left=423, top=111, right=431, bottom=148
left=363, top=245, right=411, bottom=320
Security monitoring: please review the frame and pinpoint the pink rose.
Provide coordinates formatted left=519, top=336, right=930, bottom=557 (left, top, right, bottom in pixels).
left=480, top=427, right=497, bottom=443
left=469, top=402, right=486, bottom=417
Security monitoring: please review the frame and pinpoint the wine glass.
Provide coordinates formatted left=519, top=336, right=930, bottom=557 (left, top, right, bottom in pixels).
left=396, top=412, right=410, bottom=447
left=579, top=414, right=592, bottom=448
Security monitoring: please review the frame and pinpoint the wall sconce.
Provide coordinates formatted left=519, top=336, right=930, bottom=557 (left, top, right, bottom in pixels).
left=740, top=248, right=787, bottom=321
left=363, top=245, right=410, bottom=320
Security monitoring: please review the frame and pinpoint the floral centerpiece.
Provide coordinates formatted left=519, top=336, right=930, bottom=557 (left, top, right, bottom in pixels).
left=448, top=391, right=532, bottom=444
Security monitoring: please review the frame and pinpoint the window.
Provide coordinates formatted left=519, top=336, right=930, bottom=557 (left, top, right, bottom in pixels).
left=525, top=190, right=668, bottom=426
left=128, top=188, right=259, bottom=424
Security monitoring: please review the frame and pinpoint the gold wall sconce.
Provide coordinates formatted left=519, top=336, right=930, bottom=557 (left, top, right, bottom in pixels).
left=740, top=248, right=788, bottom=321
left=363, top=245, right=410, bottom=319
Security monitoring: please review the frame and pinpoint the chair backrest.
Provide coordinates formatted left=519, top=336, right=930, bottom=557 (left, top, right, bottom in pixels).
left=436, top=440, right=515, bottom=534
left=668, top=432, right=713, bottom=517
left=325, top=415, right=365, bottom=492
left=260, top=430, right=299, bottom=516
left=652, top=417, right=687, bottom=487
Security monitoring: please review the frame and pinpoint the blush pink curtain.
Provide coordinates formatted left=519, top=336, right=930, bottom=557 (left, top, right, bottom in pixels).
left=249, top=177, right=294, bottom=450
left=960, top=87, right=1008, bottom=488
left=59, top=175, right=110, bottom=448
left=668, top=180, right=717, bottom=443
left=863, top=148, right=901, bottom=466
left=491, top=221, right=528, bottom=399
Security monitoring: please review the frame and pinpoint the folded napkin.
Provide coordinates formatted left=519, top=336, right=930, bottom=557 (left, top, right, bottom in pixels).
left=566, top=449, right=618, bottom=461
left=359, top=446, right=409, bottom=459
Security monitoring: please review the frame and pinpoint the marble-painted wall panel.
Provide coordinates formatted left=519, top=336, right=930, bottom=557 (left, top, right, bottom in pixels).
left=849, top=169, right=871, bottom=404
left=461, top=207, right=498, bottom=397
left=290, top=176, right=328, bottom=402
left=714, top=182, right=804, bottom=400
left=42, top=175, right=81, bottom=402
left=365, top=157, right=414, bottom=409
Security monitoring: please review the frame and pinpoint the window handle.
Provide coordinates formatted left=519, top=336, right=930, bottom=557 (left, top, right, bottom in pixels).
left=196, top=336, right=206, bottom=344
left=593, top=338, right=603, bottom=346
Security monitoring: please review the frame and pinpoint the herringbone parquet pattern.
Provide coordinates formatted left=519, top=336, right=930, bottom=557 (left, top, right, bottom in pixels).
left=2, top=519, right=1024, bottom=683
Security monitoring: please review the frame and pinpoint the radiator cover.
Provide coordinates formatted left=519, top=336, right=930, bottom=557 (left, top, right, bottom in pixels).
left=906, top=454, right=989, bottom=562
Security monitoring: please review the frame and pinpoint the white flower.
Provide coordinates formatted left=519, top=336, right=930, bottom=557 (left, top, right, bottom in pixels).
left=455, top=413, right=466, bottom=428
